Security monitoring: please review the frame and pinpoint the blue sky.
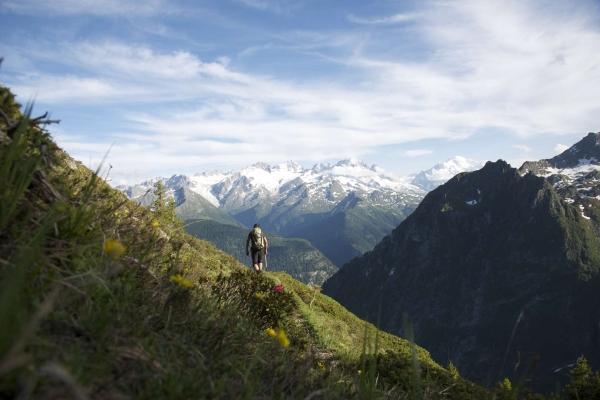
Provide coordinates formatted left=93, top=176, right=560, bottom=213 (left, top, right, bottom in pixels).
left=1, top=0, right=599, bottom=184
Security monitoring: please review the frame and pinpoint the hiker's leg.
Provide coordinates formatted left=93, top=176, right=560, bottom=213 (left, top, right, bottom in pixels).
left=256, top=251, right=263, bottom=272
left=252, top=251, right=260, bottom=272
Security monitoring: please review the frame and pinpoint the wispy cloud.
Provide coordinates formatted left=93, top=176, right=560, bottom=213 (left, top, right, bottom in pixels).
left=347, top=13, right=418, bottom=24
left=234, top=0, right=299, bottom=13
left=10, top=75, right=120, bottom=102
left=513, top=145, right=532, bottom=154
left=1, top=0, right=173, bottom=16
left=238, top=43, right=273, bottom=58
left=4, top=0, right=600, bottom=183
left=401, top=149, right=433, bottom=157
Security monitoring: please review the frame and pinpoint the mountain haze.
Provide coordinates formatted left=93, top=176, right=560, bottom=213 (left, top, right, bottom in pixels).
left=323, top=137, right=600, bottom=391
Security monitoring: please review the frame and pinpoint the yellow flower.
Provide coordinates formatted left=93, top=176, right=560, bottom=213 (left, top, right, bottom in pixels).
left=255, top=293, right=265, bottom=299
left=124, top=209, right=129, bottom=214
left=318, top=362, right=326, bottom=371
left=104, top=239, right=126, bottom=259
left=184, top=268, right=190, bottom=273
left=170, top=274, right=194, bottom=288
left=277, top=329, right=290, bottom=348
left=152, top=221, right=159, bottom=227
left=266, top=328, right=276, bottom=337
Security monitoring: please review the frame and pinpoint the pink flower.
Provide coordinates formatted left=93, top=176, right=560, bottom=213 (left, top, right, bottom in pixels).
left=273, top=283, right=284, bottom=293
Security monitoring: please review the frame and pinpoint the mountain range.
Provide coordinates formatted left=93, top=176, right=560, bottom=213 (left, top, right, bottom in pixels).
left=118, top=157, right=484, bottom=267
left=322, top=132, right=600, bottom=392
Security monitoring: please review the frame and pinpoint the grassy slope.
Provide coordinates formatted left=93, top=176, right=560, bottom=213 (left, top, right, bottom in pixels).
left=184, top=219, right=338, bottom=285
left=0, top=85, right=548, bottom=399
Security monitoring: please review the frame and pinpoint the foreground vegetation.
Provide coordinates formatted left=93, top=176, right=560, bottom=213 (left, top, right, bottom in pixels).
left=1, top=83, right=599, bottom=399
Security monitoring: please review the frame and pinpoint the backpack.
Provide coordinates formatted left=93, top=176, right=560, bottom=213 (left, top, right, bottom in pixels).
left=250, top=227, right=264, bottom=250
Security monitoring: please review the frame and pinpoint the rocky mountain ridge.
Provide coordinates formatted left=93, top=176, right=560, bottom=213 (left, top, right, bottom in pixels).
left=118, top=156, right=482, bottom=230
left=322, top=132, right=600, bottom=392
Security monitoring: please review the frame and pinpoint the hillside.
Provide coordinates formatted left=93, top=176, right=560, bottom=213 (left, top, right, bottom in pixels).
left=184, top=219, right=338, bottom=285
left=323, top=156, right=600, bottom=392
left=293, top=193, right=409, bottom=267
left=0, top=84, right=505, bottom=400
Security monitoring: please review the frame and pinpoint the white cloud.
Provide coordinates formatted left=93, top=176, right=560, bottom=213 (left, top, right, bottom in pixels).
left=554, top=144, right=570, bottom=154
left=4, top=0, right=600, bottom=181
left=11, top=75, right=120, bottom=102
left=71, top=42, right=204, bottom=79
left=2, top=0, right=172, bottom=16
left=234, top=0, right=298, bottom=13
left=401, top=149, right=433, bottom=157
left=238, top=43, right=273, bottom=58
left=347, top=13, right=418, bottom=24
left=513, top=145, right=532, bottom=154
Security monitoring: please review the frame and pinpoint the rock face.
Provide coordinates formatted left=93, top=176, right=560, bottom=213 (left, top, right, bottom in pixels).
left=520, top=133, right=600, bottom=240
left=322, top=158, right=600, bottom=391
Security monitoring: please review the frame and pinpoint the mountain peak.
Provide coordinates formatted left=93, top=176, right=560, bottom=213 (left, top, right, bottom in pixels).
left=251, top=162, right=271, bottom=171
left=411, top=156, right=486, bottom=191
left=335, top=158, right=368, bottom=168
left=311, top=162, right=332, bottom=173
left=273, top=160, right=304, bottom=173
left=519, top=132, right=600, bottom=176
left=195, top=170, right=224, bottom=177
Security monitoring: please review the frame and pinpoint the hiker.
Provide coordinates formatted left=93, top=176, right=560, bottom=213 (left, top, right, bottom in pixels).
left=246, top=223, right=268, bottom=273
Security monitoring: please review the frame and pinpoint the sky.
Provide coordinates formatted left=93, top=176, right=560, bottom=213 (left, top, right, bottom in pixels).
left=1, top=0, right=599, bottom=185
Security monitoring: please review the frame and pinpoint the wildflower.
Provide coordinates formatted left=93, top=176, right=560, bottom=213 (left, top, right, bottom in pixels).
left=104, top=239, right=126, bottom=259
left=277, top=329, right=290, bottom=348
left=273, top=283, right=284, bottom=293
left=152, top=221, right=159, bottom=227
left=184, top=268, right=190, bottom=273
left=266, top=328, right=276, bottom=337
left=318, top=362, right=326, bottom=371
left=255, top=293, right=265, bottom=299
left=170, top=274, right=194, bottom=288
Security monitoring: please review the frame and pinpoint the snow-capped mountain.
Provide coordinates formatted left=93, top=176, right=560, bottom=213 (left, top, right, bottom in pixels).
left=411, top=156, right=487, bottom=191
left=119, top=156, right=491, bottom=266
left=519, top=132, right=600, bottom=220
left=119, top=158, right=426, bottom=234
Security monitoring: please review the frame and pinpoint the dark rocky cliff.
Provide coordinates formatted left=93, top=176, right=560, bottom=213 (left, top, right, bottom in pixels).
left=322, top=159, right=600, bottom=391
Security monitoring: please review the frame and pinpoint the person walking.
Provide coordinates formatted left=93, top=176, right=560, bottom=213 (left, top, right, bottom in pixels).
left=246, top=223, right=268, bottom=273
